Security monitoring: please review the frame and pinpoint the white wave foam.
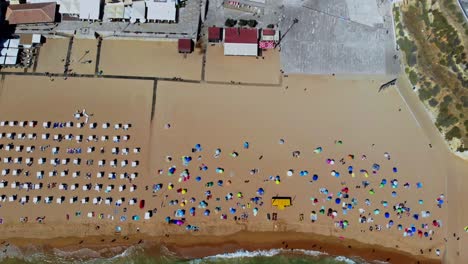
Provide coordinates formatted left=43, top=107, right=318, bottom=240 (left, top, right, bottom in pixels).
left=335, top=255, right=357, bottom=264
left=203, top=248, right=325, bottom=260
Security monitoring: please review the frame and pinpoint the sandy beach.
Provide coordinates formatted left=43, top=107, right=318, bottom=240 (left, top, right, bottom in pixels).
left=0, top=48, right=467, bottom=263
left=99, top=40, right=203, bottom=80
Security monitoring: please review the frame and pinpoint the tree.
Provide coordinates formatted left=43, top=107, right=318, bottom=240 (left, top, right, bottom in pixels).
left=238, top=19, right=248, bottom=26
left=445, top=126, right=461, bottom=141
left=225, top=18, right=237, bottom=27
left=248, top=19, right=257, bottom=27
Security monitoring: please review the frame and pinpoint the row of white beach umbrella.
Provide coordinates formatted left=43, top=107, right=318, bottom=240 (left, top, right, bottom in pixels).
left=1, top=169, right=140, bottom=180
left=0, top=121, right=132, bottom=131
left=0, top=145, right=141, bottom=155
left=2, top=181, right=138, bottom=192
left=1, top=194, right=139, bottom=206
left=1, top=133, right=133, bottom=143
left=1, top=156, right=140, bottom=167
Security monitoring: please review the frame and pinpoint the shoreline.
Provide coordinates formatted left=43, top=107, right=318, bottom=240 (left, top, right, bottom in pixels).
left=1, top=230, right=439, bottom=263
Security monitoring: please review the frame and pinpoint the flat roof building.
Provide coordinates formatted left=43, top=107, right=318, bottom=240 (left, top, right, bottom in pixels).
left=80, top=0, right=100, bottom=20
left=223, top=27, right=258, bottom=56
left=6, top=2, right=57, bottom=24
left=208, top=27, right=222, bottom=42
left=178, top=38, right=192, bottom=53
left=146, top=0, right=177, bottom=22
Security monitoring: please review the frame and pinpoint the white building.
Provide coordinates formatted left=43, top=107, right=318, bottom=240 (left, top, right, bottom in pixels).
left=223, top=28, right=259, bottom=56
left=80, top=0, right=101, bottom=20
left=130, top=0, right=146, bottom=23
left=146, top=0, right=177, bottom=22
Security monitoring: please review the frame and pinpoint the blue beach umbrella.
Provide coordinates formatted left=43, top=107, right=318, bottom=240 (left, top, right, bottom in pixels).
left=391, top=191, right=397, bottom=197
left=393, top=167, right=398, bottom=173
left=230, top=208, right=236, bottom=214
left=312, top=175, right=319, bottom=181
left=300, top=170, right=309, bottom=176
left=416, top=182, right=423, bottom=188
left=204, top=209, right=210, bottom=216
left=244, top=142, right=250, bottom=149
left=196, top=176, right=202, bottom=182
left=218, top=180, right=223, bottom=186
left=335, top=198, right=341, bottom=204
left=257, top=188, right=264, bottom=195
left=385, top=212, right=390, bottom=218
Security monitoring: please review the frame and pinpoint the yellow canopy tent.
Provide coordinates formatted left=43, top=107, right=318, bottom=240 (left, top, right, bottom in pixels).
left=271, top=196, right=292, bottom=210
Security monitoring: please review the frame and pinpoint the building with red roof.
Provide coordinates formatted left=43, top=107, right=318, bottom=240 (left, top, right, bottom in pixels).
left=208, top=27, right=222, bottom=43
left=178, top=39, right=193, bottom=53
left=6, top=2, right=57, bottom=25
left=223, top=27, right=258, bottom=56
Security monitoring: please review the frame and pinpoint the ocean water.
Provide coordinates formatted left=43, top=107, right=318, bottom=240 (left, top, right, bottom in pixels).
left=0, top=245, right=367, bottom=264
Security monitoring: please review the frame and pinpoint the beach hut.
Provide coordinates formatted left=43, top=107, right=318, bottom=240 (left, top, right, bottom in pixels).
left=19, top=121, right=26, bottom=127
left=123, top=135, right=129, bottom=141
left=64, top=134, right=73, bottom=140
left=0, top=133, right=3, bottom=139
left=12, top=169, right=20, bottom=176
left=42, top=133, right=49, bottom=140
left=34, top=183, right=42, bottom=190
left=14, top=157, right=22, bottom=164
left=93, top=197, right=102, bottom=205
left=60, top=170, right=68, bottom=177
left=18, top=133, right=25, bottom=140
left=112, top=147, right=119, bottom=154
left=114, top=123, right=121, bottom=130
left=105, top=197, right=112, bottom=205
left=56, top=196, right=64, bottom=204
left=71, top=183, right=78, bottom=190
left=271, top=196, right=292, bottom=210
left=0, top=195, right=6, bottom=202
left=15, top=145, right=23, bottom=152
left=108, top=172, right=116, bottom=180
left=33, top=196, right=41, bottom=204
left=26, top=146, right=35, bottom=153
left=49, top=170, right=57, bottom=177
left=133, top=148, right=141, bottom=154
left=45, top=196, right=53, bottom=204
left=3, top=157, right=11, bottom=163
left=101, top=135, right=108, bottom=141
left=28, top=121, right=37, bottom=127
left=144, top=211, right=152, bottom=220
left=59, top=183, right=67, bottom=190
left=77, top=122, right=84, bottom=128
left=121, top=160, right=128, bottom=167
left=5, top=144, right=12, bottom=151
left=97, top=171, right=104, bottom=178
left=106, top=185, right=114, bottom=192
left=130, top=185, right=136, bottom=192
left=110, top=159, right=117, bottom=167
left=38, top=157, right=46, bottom=165
left=83, top=184, right=91, bottom=191
left=88, top=135, right=97, bottom=141
left=130, top=173, right=138, bottom=179
left=129, top=198, right=137, bottom=205
left=9, top=195, right=17, bottom=202
left=87, top=146, right=94, bottom=153
left=119, top=185, right=126, bottom=192
left=75, top=135, right=83, bottom=142
left=0, top=121, right=4, bottom=126
left=81, top=197, right=89, bottom=204
left=0, top=181, right=7, bottom=188
left=36, top=171, right=44, bottom=179
left=8, top=121, right=16, bottom=127
left=22, top=183, right=29, bottom=190
left=1, top=169, right=9, bottom=176
left=73, top=158, right=81, bottom=165
left=28, top=133, right=36, bottom=140
left=132, top=161, right=139, bottom=167
left=95, top=183, right=103, bottom=191
left=43, top=122, right=50, bottom=128
left=113, top=136, right=120, bottom=143
left=116, top=198, right=123, bottom=206
left=66, top=122, right=73, bottom=128
left=122, top=148, right=129, bottom=155
left=69, top=196, right=77, bottom=204
left=98, top=159, right=105, bottom=167
left=20, top=196, right=28, bottom=204
left=61, top=158, right=69, bottom=165
left=123, top=124, right=131, bottom=130
left=89, top=122, right=97, bottom=129
left=102, top=123, right=110, bottom=129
